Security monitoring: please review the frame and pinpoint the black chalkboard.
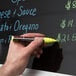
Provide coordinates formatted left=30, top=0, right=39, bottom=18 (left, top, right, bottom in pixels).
left=0, top=0, right=76, bottom=75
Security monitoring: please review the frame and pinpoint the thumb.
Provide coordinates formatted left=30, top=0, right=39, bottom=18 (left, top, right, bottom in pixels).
left=25, top=37, right=43, bottom=54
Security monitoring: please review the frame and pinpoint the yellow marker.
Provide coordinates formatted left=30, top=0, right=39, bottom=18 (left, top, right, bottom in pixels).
left=43, top=37, right=58, bottom=44
left=12, top=36, right=59, bottom=44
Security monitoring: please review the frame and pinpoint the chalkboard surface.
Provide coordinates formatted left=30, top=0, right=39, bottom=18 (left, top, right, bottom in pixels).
left=0, top=0, right=76, bottom=75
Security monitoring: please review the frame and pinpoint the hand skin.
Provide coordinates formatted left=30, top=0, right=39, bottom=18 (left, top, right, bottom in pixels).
left=0, top=33, right=45, bottom=76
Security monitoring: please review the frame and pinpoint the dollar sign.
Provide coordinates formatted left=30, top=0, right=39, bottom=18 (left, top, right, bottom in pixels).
left=65, top=0, right=71, bottom=10
left=60, top=19, right=66, bottom=29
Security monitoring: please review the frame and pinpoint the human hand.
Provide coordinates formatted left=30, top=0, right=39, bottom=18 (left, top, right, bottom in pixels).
left=3, top=33, right=45, bottom=76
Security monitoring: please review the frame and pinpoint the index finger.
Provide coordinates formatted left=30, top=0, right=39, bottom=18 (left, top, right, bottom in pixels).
left=21, top=33, right=45, bottom=38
